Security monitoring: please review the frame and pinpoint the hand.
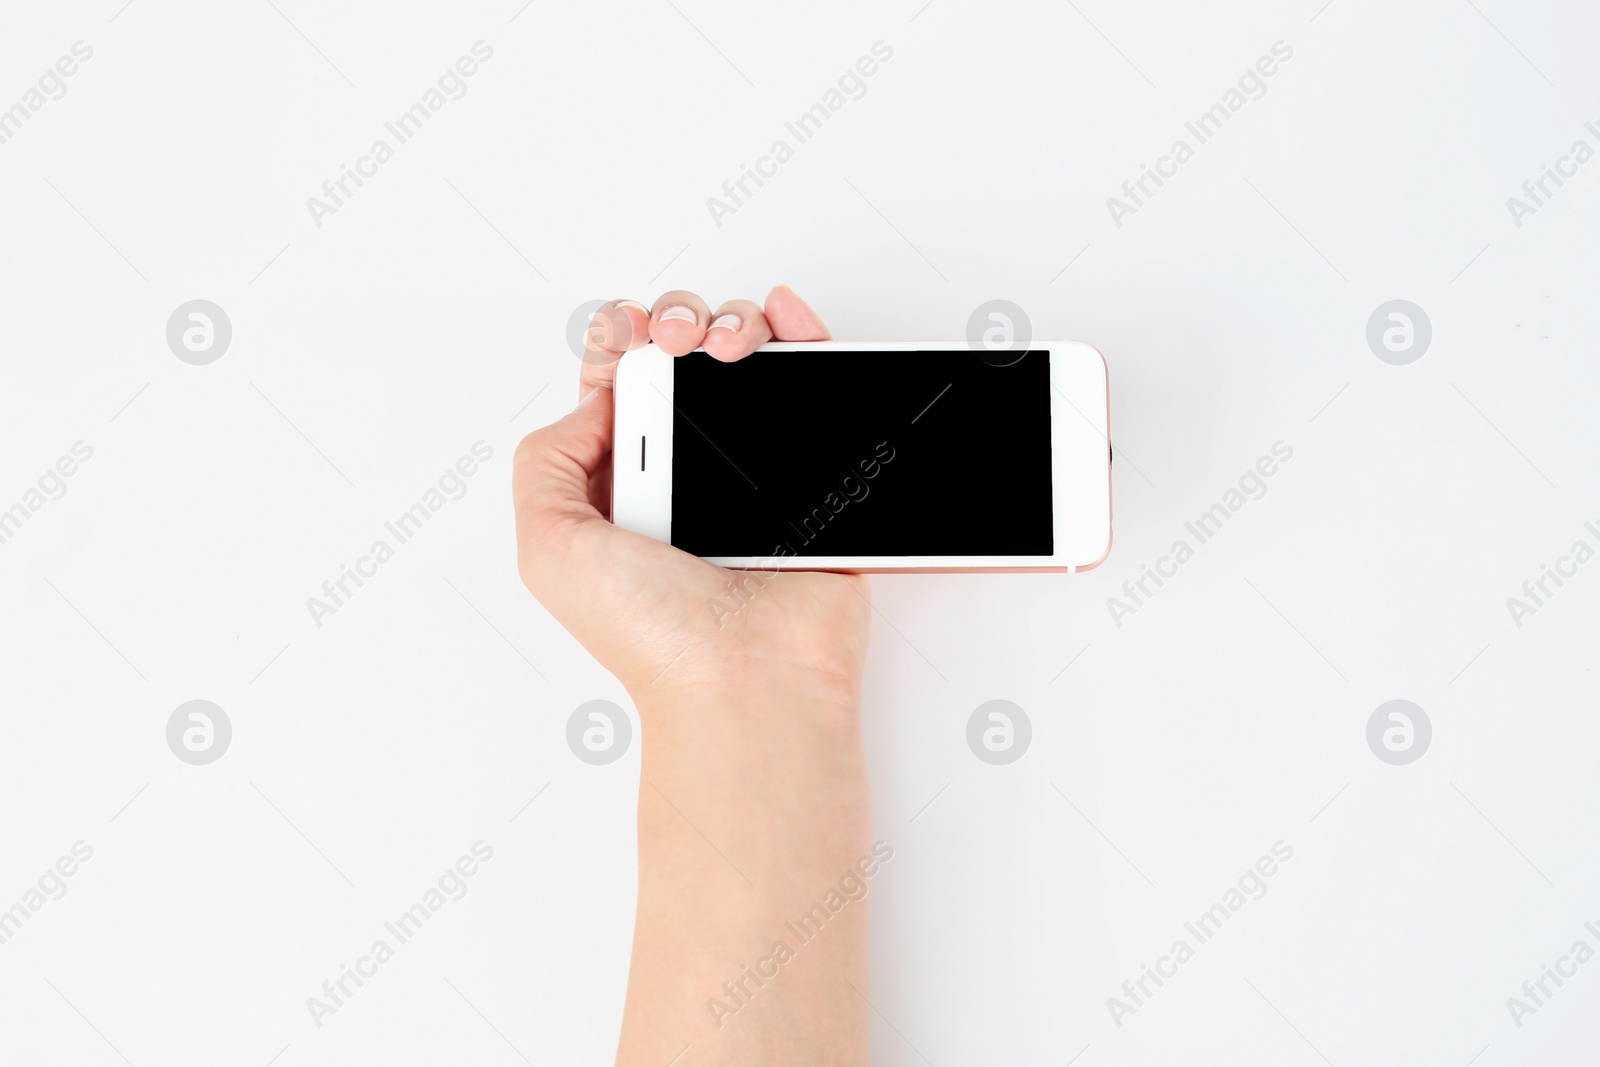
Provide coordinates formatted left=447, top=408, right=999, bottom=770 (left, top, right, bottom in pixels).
left=514, top=286, right=870, bottom=701
left=517, top=287, right=876, bottom=1065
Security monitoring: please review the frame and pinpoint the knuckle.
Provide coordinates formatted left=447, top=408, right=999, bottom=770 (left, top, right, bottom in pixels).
left=513, top=430, right=547, bottom=471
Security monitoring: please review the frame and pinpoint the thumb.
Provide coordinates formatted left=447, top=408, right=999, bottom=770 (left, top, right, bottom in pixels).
left=513, top=384, right=614, bottom=551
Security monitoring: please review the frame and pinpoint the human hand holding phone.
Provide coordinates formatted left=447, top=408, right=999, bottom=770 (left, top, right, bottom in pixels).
left=515, top=286, right=875, bottom=1066
left=514, top=285, right=871, bottom=695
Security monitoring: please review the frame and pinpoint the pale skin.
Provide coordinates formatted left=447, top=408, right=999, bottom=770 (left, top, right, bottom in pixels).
left=514, top=287, right=872, bottom=1065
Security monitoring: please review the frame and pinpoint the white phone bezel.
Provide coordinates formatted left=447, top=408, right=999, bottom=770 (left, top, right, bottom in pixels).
left=611, top=340, right=1112, bottom=573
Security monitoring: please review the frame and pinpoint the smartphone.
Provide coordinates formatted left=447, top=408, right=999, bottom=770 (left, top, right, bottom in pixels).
left=611, top=341, right=1112, bottom=572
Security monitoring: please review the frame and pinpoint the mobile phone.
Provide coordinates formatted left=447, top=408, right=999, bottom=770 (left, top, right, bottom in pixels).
left=611, top=341, right=1112, bottom=572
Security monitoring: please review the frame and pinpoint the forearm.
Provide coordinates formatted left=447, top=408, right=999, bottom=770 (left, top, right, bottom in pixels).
left=615, top=666, right=875, bottom=1066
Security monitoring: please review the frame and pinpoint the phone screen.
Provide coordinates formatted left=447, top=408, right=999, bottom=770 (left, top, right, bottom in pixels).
left=668, top=350, right=1054, bottom=557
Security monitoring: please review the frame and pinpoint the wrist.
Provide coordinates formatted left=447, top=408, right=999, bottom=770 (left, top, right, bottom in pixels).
left=631, top=653, right=861, bottom=728
left=627, top=653, right=873, bottom=905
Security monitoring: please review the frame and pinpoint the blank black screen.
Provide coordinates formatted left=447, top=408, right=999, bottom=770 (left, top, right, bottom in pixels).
left=669, top=350, right=1053, bottom=557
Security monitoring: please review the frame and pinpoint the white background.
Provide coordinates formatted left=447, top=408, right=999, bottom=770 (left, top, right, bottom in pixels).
left=2, top=1, right=1598, bottom=1064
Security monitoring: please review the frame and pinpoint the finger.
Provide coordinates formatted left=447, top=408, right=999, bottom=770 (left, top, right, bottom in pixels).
left=701, top=299, right=772, bottom=362
left=514, top=386, right=614, bottom=570
left=763, top=285, right=831, bottom=341
left=649, top=290, right=712, bottom=356
left=579, top=299, right=650, bottom=398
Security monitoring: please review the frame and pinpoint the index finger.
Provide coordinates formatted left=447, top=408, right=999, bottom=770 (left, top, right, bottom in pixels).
left=579, top=299, right=651, bottom=398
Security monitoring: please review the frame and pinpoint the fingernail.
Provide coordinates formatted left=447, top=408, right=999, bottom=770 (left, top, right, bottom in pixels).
left=658, top=304, right=699, bottom=325
left=708, top=313, right=742, bottom=333
left=614, top=299, right=648, bottom=313
left=578, top=385, right=606, bottom=408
